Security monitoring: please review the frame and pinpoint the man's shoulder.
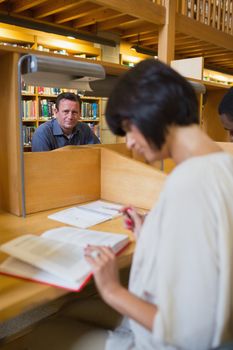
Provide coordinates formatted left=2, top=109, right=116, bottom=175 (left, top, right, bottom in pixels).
left=35, top=119, right=54, bottom=133
left=77, top=121, right=90, bottom=130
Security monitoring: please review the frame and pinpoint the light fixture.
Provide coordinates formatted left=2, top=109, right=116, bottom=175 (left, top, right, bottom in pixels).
left=18, top=54, right=106, bottom=216
left=131, top=44, right=157, bottom=57
left=21, top=54, right=105, bottom=90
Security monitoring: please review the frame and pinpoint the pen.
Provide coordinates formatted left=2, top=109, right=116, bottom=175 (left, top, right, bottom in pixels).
left=102, top=206, right=120, bottom=212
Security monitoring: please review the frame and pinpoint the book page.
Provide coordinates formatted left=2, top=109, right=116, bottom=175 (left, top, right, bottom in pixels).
left=0, top=234, right=91, bottom=282
left=0, top=228, right=129, bottom=283
left=0, top=257, right=86, bottom=291
left=48, top=200, right=122, bottom=228
left=42, top=227, right=129, bottom=252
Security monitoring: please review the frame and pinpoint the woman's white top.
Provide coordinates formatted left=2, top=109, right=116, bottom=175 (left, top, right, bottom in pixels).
left=106, top=152, right=233, bottom=350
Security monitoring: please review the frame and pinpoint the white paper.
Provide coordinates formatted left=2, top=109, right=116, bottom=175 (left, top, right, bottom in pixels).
left=48, top=200, right=122, bottom=228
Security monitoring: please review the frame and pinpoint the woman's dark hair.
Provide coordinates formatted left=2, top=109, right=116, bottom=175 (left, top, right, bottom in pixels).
left=218, top=87, right=233, bottom=121
left=106, top=59, right=199, bottom=149
left=55, top=92, right=81, bottom=110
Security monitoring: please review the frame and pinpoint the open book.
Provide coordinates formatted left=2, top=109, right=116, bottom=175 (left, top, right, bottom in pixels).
left=48, top=200, right=123, bottom=228
left=0, top=227, right=130, bottom=291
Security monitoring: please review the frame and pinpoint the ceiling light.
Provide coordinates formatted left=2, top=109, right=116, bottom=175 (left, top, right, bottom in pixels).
left=131, top=45, right=157, bottom=57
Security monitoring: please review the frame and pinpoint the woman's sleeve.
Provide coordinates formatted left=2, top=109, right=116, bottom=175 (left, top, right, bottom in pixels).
left=148, top=177, right=218, bottom=349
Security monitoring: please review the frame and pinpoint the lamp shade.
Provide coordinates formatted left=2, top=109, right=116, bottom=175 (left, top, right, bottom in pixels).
left=21, top=54, right=106, bottom=91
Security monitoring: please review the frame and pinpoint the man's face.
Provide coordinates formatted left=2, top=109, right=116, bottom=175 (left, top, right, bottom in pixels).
left=55, top=98, right=81, bottom=135
left=220, top=113, right=233, bottom=142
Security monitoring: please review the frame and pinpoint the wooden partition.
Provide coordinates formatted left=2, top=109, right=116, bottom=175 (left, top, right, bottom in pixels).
left=0, top=51, right=22, bottom=215
left=24, top=147, right=166, bottom=214
left=101, top=149, right=166, bottom=210
left=163, top=141, right=233, bottom=175
left=202, top=89, right=229, bottom=141
left=217, top=142, right=233, bottom=154
left=24, top=148, right=101, bottom=214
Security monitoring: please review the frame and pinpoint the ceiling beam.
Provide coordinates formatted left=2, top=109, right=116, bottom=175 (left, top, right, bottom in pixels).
left=130, top=32, right=158, bottom=41
left=90, top=0, right=165, bottom=25
left=11, top=0, right=47, bottom=13
left=122, top=23, right=157, bottom=38
left=96, top=15, right=136, bottom=31
left=33, top=0, right=82, bottom=19
left=55, top=3, right=101, bottom=24
left=73, top=8, right=121, bottom=28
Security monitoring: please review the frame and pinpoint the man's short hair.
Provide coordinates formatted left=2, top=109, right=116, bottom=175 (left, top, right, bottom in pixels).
left=106, top=59, right=198, bottom=150
left=55, top=92, right=81, bottom=110
left=218, top=87, right=233, bottom=121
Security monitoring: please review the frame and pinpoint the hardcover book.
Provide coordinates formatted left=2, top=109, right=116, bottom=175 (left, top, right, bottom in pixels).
left=0, top=227, right=129, bottom=291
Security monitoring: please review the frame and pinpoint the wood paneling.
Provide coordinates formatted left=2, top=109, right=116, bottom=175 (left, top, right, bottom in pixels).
left=0, top=52, right=22, bottom=215
left=217, top=142, right=233, bottom=154
left=24, top=149, right=101, bottom=213
left=202, top=89, right=229, bottom=141
left=101, top=148, right=166, bottom=210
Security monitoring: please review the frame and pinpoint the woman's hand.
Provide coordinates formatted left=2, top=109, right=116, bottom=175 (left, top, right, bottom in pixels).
left=84, top=245, right=122, bottom=302
left=120, top=206, right=145, bottom=239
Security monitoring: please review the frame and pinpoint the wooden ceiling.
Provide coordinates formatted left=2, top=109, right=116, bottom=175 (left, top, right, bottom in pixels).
left=0, top=0, right=233, bottom=74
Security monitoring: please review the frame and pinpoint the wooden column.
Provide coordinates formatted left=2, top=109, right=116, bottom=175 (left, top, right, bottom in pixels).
left=0, top=51, right=22, bottom=215
left=158, top=0, right=176, bottom=64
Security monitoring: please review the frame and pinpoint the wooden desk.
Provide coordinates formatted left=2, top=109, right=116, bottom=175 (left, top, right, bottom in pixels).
left=0, top=209, right=134, bottom=323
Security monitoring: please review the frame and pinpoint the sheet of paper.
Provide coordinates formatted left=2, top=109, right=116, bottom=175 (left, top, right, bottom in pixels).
left=0, top=234, right=91, bottom=282
left=48, top=200, right=122, bottom=228
left=43, top=226, right=128, bottom=250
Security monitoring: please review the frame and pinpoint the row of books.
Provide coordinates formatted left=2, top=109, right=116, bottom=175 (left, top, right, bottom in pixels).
left=22, top=83, right=78, bottom=96
left=22, top=100, right=100, bottom=120
left=23, top=126, right=36, bottom=145
left=21, top=82, right=35, bottom=94
left=22, top=100, right=56, bottom=119
left=39, top=99, right=56, bottom=118
left=81, top=102, right=98, bottom=119
left=21, top=100, right=37, bottom=119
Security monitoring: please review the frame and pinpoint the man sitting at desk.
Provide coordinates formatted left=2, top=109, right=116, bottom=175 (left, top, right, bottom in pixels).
left=218, top=87, right=233, bottom=142
left=32, top=92, right=100, bottom=151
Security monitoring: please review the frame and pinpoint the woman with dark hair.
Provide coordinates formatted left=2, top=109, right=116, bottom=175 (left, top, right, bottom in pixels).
left=27, top=59, right=233, bottom=349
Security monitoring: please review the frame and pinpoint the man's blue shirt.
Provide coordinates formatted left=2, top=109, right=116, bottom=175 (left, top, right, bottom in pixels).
left=32, top=118, right=100, bottom=152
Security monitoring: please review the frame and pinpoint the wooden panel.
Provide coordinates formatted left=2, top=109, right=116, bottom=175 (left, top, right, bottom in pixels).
left=92, top=0, right=165, bottom=25
left=176, top=13, right=233, bottom=51
left=217, top=142, right=233, bottom=155
left=24, top=149, right=101, bottom=213
left=158, top=0, right=176, bottom=64
left=101, top=148, right=166, bottom=210
left=0, top=52, right=22, bottom=215
left=54, top=143, right=132, bottom=157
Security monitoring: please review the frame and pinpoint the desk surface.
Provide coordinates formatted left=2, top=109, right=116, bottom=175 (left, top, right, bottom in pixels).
left=0, top=208, right=134, bottom=322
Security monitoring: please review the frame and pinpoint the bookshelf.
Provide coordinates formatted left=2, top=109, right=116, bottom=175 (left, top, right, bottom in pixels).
left=21, top=85, right=102, bottom=149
